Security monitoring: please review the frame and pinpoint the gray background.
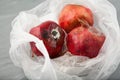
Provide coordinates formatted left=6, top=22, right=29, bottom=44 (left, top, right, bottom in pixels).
left=0, top=0, right=120, bottom=80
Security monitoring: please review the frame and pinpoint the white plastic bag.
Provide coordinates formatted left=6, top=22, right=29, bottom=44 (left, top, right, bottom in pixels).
left=9, top=0, right=120, bottom=80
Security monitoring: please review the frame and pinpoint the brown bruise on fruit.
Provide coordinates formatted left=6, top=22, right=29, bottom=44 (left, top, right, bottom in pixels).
left=41, top=29, right=49, bottom=39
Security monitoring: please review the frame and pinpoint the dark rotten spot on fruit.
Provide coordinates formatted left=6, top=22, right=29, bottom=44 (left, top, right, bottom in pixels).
left=52, top=31, right=58, bottom=41
left=41, top=30, right=49, bottom=39
left=52, top=30, right=57, bottom=36
left=51, top=27, right=60, bottom=40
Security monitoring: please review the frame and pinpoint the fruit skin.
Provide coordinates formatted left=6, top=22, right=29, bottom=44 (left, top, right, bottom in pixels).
left=30, top=21, right=65, bottom=58
left=59, top=4, right=94, bottom=33
left=67, top=26, right=105, bottom=58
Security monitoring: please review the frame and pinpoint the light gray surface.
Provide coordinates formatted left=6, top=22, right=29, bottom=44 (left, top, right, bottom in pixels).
left=0, top=0, right=120, bottom=80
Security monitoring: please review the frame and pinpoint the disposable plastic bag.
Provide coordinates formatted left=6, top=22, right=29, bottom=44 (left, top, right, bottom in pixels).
left=9, top=0, right=120, bottom=80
